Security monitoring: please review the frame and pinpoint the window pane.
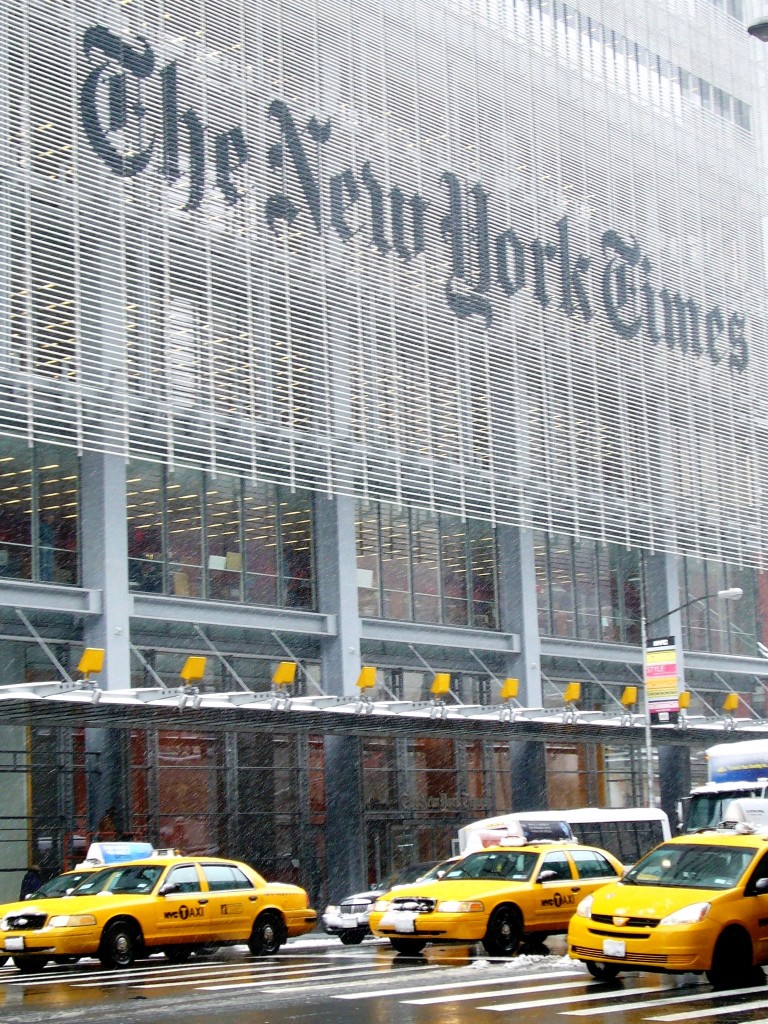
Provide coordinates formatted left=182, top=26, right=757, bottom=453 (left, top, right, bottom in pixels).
left=127, top=461, right=164, bottom=594
left=166, top=468, right=203, bottom=597
left=0, top=439, right=32, bottom=581
left=244, top=482, right=278, bottom=606
left=206, top=476, right=242, bottom=602
left=37, top=444, right=79, bottom=585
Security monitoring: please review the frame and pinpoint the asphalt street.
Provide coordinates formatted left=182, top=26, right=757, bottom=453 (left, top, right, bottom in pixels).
left=1, top=934, right=767, bottom=1024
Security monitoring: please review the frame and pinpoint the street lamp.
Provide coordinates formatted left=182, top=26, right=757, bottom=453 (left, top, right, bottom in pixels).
left=641, top=587, right=743, bottom=806
left=748, top=17, right=768, bottom=42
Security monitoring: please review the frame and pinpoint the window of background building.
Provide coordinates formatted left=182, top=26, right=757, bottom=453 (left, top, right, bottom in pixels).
left=492, top=742, right=513, bottom=811
left=0, top=440, right=79, bottom=586
left=357, top=502, right=498, bottom=628
left=126, top=461, right=315, bottom=610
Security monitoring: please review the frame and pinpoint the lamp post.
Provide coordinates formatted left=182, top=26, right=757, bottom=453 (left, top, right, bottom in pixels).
left=640, top=587, right=743, bottom=806
left=748, top=17, right=768, bottom=42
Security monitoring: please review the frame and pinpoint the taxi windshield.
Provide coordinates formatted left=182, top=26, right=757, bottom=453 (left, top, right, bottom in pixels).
left=69, top=864, right=164, bottom=896
left=622, top=843, right=757, bottom=890
left=443, top=850, right=538, bottom=882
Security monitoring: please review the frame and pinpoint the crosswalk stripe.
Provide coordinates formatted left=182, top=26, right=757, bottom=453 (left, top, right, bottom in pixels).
left=404, top=979, right=594, bottom=1006
left=333, top=969, right=584, bottom=1000
left=76, top=962, right=367, bottom=989
left=479, top=983, right=661, bottom=1011
left=563, top=982, right=768, bottom=1016
left=648, top=997, right=768, bottom=1021
left=196, top=963, right=440, bottom=993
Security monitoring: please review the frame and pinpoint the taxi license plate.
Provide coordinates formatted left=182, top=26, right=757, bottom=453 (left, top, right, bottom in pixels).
left=5, top=937, right=24, bottom=951
left=339, top=915, right=358, bottom=927
left=380, top=910, right=417, bottom=934
left=603, top=939, right=625, bottom=958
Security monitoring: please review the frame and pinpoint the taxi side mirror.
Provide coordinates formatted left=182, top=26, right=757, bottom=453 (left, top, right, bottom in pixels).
left=158, top=882, right=181, bottom=896
left=537, top=869, right=558, bottom=883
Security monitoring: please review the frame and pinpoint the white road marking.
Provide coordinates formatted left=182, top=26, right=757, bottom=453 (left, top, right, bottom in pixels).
left=648, top=997, right=768, bottom=1021
left=563, top=983, right=768, bottom=1016
left=480, top=983, right=661, bottom=1011
left=76, top=961, right=372, bottom=989
left=197, top=963, right=442, bottom=992
left=333, top=969, right=584, bottom=1000
left=403, top=978, right=592, bottom=1005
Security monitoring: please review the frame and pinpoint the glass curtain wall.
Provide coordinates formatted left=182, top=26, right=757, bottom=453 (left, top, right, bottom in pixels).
left=356, top=501, right=498, bottom=628
left=535, top=532, right=641, bottom=643
left=126, top=460, right=315, bottom=609
left=0, top=439, right=79, bottom=585
left=679, top=556, right=761, bottom=655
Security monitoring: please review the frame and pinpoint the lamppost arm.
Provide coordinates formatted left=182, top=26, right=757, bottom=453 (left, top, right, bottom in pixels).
left=644, top=588, right=743, bottom=633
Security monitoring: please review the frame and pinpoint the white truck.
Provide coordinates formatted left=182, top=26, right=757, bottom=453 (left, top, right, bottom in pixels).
left=683, top=739, right=768, bottom=832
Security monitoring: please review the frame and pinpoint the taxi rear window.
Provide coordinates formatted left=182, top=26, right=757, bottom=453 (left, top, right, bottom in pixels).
left=623, top=843, right=757, bottom=890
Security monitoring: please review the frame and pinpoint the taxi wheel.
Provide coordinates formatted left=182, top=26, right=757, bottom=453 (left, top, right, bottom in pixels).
left=585, top=960, right=622, bottom=982
left=389, top=938, right=427, bottom=955
left=99, top=919, right=141, bottom=969
left=13, top=956, right=47, bottom=974
left=339, top=929, right=367, bottom=945
left=482, top=906, right=523, bottom=957
left=707, top=929, right=754, bottom=989
left=248, top=911, right=287, bottom=956
left=164, top=945, right=195, bottom=964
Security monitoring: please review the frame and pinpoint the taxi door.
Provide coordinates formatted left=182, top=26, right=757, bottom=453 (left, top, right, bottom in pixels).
left=531, top=850, right=581, bottom=930
left=152, top=863, right=214, bottom=945
left=742, top=851, right=768, bottom=962
left=199, top=863, right=257, bottom=942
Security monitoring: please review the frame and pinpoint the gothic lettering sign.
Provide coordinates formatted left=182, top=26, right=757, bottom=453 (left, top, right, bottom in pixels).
left=79, top=26, right=748, bottom=372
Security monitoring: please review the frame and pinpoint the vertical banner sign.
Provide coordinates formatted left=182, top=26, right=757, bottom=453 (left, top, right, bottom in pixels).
left=645, top=636, right=680, bottom=724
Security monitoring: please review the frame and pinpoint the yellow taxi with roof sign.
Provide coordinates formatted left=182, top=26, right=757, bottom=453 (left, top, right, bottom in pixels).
left=368, top=821, right=623, bottom=955
left=0, top=854, right=317, bottom=973
left=568, top=800, right=768, bottom=988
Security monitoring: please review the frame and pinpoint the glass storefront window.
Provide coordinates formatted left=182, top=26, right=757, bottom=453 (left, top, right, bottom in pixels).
left=362, top=737, right=398, bottom=810
left=407, top=738, right=458, bottom=810
left=156, top=731, right=225, bottom=855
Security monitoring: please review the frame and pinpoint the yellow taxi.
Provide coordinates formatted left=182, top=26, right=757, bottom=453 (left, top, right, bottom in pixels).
left=0, top=855, right=317, bottom=973
left=368, top=840, right=623, bottom=955
left=567, top=828, right=768, bottom=988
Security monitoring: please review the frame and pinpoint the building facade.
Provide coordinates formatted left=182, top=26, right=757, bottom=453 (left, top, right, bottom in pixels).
left=1, top=0, right=768, bottom=905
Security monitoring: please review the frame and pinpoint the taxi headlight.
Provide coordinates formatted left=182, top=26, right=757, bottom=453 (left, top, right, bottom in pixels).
left=659, top=902, right=711, bottom=926
left=575, top=894, right=594, bottom=919
left=373, top=899, right=391, bottom=912
left=48, top=914, right=97, bottom=928
left=436, top=900, right=484, bottom=914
